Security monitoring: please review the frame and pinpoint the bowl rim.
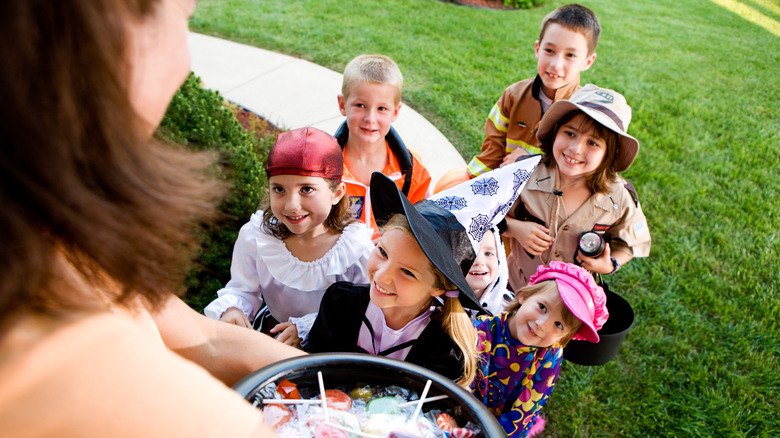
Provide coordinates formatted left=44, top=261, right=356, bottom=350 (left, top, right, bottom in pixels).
left=233, top=352, right=505, bottom=437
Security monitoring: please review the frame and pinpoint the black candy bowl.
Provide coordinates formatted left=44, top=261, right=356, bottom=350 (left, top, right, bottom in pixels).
left=563, top=288, right=635, bottom=366
left=233, top=353, right=505, bottom=437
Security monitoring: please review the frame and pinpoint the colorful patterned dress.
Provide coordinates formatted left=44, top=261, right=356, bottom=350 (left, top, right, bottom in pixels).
left=471, top=313, right=563, bottom=437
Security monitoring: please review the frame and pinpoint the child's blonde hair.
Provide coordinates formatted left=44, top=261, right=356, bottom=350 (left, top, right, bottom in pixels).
left=260, top=179, right=353, bottom=240
left=539, top=3, right=601, bottom=55
left=504, top=280, right=583, bottom=347
left=341, top=54, right=403, bottom=105
left=383, top=214, right=478, bottom=388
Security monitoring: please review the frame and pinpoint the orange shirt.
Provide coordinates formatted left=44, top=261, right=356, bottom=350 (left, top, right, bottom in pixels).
left=343, top=142, right=431, bottom=238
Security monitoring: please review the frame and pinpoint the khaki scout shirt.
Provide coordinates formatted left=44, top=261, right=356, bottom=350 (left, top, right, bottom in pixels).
left=467, top=76, right=580, bottom=177
left=507, top=165, right=651, bottom=290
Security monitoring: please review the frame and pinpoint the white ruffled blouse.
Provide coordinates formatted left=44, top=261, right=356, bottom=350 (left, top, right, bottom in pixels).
left=204, top=212, right=374, bottom=341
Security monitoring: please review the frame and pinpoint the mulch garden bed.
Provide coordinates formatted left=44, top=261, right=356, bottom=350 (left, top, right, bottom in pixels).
left=444, top=0, right=519, bottom=10
left=231, top=104, right=282, bottom=141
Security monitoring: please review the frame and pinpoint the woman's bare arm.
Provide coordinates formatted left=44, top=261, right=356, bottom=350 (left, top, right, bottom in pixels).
left=151, top=295, right=306, bottom=386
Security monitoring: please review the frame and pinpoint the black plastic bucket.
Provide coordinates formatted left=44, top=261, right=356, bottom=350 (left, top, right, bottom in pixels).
left=233, top=353, right=504, bottom=437
left=563, top=288, right=634, bottom=366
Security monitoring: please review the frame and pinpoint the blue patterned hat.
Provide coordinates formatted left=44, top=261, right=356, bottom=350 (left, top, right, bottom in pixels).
left=428, top=156, right=542, bottom=253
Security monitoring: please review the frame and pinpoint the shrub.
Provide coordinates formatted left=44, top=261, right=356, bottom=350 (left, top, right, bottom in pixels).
left=502, top=0, right=544, bottom=9
left=157, top=73, right=277, bottom=312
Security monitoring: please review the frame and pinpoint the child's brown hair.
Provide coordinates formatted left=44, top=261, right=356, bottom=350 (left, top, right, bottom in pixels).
left=260, top=178, right=353, bottom=240
left=539, top=3, right=601, bottom=55
left=540, top=109, right=621, bottom=194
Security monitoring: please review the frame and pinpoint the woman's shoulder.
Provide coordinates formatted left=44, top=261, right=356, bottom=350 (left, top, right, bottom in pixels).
left=0, top=312, right=266, bottom=437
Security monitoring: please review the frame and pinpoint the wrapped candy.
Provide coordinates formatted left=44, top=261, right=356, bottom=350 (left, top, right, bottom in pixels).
left=350, top=385, right=373, bottom=402
left=305, top=408, right=361, bottom=431
left=253, top=379, right=477, bottom=438
left=450, top=427, right=477, bottom=438
left=313, top=422, right=349, bottom=438
left=324, top=389, right=352, bottom=411
left=253, top=382, right=278, bottom=406
left=436, top=413, right=457, bottom=432
left=367, top=396, right=401, bottom=415
left=262, top=404, right=291, bottom=430
left=278, top=379, right=301, bottom=399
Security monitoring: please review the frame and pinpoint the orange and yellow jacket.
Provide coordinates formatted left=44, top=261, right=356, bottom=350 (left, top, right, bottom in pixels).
left=335, top=122, right=431, bottom=238
left=467, top=75, right=579, bottom=177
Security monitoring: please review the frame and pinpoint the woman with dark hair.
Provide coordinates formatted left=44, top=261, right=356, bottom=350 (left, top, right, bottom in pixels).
left=0, top=0, right=300, bottom=435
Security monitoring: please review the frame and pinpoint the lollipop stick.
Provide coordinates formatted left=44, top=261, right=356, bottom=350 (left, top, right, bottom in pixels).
left=261, top=399, right=323, bottom=405
left=398, top=394, right=449, bottom=407
left=411, top=379, right=432, bottom=422
left=317, top=371, right=329, bottom=420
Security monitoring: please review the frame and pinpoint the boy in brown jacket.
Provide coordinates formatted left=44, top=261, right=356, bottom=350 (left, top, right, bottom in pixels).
left=438, top=4, right=601, bottom=188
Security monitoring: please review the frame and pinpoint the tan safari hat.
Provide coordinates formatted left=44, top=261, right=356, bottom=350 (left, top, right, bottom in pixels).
left=537, top=84, right=640, bottom=173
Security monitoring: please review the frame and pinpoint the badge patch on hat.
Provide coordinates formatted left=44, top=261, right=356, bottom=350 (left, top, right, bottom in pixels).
left=594, top=90, right=614, bottom=104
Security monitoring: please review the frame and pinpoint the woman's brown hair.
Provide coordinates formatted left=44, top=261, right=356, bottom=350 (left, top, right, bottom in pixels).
left=540, top=109, right=621, bottom=194
left=0, top=0, right=224, bottom=330
left=260, top=178, right=353, bottom=240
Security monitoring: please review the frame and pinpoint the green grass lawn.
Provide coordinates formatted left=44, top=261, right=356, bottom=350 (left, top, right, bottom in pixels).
left=190, top=0, right=779, bottom=435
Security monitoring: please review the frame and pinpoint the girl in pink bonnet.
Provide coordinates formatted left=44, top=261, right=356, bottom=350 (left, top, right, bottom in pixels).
left=471, top=261, right=608, bottom=437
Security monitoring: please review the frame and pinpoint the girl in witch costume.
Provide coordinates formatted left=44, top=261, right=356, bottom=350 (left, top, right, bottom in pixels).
left=306, top=172, right=484, bottom=387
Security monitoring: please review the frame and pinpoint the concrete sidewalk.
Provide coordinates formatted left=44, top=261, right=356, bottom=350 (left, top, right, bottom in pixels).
left=187, top=32, right=465, bottom=186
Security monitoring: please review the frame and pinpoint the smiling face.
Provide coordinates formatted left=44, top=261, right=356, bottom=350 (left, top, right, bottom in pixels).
left=128, top=0, right=196, bottom=134
left=508, top=283, right=572, bottom=347
left=367, top=228, right=444, bottom=329
left=466, top=235, right=499, bottom=299
left=534, top=23, right=596, bottom=99
left=268, top=174, right=344, bottom=238
left=338, top=82, right=401, bottom=149
left=551, top=113, right=607, bottom=186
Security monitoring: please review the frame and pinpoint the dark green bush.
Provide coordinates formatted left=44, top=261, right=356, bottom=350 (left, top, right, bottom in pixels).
left=157, top=73, right=276, bottom=312
left=501, top=0, right=544, bottom=9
